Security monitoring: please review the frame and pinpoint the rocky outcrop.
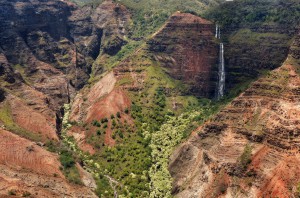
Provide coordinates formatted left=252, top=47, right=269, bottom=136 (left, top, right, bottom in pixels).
left=169, top=31, right=300, bottom=198
left=147, top=12, right=218, bottom=97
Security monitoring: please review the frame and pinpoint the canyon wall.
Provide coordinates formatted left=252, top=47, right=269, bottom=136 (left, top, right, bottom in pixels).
left=0, top=0, right=130, bottom=196
left=148, top=12, right=218, bottom=97
left=169, top=30, right=300, bottom=198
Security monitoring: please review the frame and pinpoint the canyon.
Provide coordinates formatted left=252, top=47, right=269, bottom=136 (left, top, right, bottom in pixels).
left=0, top=0, right=299, bottom=197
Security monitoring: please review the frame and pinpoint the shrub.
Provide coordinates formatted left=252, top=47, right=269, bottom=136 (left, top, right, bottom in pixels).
left=103, top=123, right=108, bottom=128
left=124, top=108, right=129, bottom=114
left=101, top=118, right=108, bottom=123
left=92, top=120, right=101, bottom=127
left=112, top=120, right=116, bottom=127
left=22, top=192, right=31, bottom=197
left=8, top=190, right=16, bottom=196
left=60, top=150, right=75, bottom=168
left=118, top=131, right=124, bottom=139
left=239, top=144, right=252, bottom=170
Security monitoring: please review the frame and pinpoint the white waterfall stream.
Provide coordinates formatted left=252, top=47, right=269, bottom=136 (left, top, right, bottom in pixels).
left=215, top=25, right=225, bottom=99
left=217, top=43, right=225, bottom=99
left=215, top=25, right=221, bottom=39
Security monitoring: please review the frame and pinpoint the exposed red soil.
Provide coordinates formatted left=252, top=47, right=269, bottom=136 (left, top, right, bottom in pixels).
left=86, top=88, right=131, bottom=122
left=12, top=83, right=56, bottom=120
left=70, top=71, right=117, bottom=122
left=0, top=128, right=62, bottom=177
left=67, top=126, right=96, bottom=154
left=0, top=164, right=96, bottom=198
left=70, top=71, right=133, bottom=147
left=87, top=71, right=117, bottom=104
left=258, top=156, right=300, bottom=198
left=249, top=145, right=270, bottom=170
left=170, top=12, right=213, bottom=25
left=170, top=61, right=300, bottom=197
left=8, top=95, right=58, bottom=141
left=0, top=129, right=97, bottom=197
left=148, top=12, right=217, bottom=97
left=87, top=88, right=132, bottom=146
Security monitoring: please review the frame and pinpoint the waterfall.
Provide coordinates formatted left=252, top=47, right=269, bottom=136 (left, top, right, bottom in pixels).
left=217, top=43, right=225, bottom=99
left=215, top=24, right=225, bottom=99
left=215, top=25, right=221, bottom=39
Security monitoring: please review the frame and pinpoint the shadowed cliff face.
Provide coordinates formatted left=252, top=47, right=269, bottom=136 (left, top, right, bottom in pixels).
left=0, top=0, right=131, bottom=130
left=169, top=30, right=300, bottom=198
left=0, top=0, right=130, bottom=196
left=203, top=0, right=300, bottom=96
left=224, top=25, right=295, bottom=92
left=0, top=0, right=130, bottom=100
left=148, top=12, right=218, bottom=98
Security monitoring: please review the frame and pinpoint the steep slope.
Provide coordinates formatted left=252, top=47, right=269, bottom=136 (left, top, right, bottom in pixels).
left=66, top=12, right=218, bottom=196
left=0, top=128, right=97, bottom=197
left=0, top=0, right=131, bottom=196
left=0, top=0, right=131, bottom=141
left=203, top=0, right=300, bottom=96
left=169, top=30, right=300, bottom=198
left=148, top=12, right=218, bottom=97
left=72, top=0, right=222, bottom=40
left=69, top=12, right=217, bottom=148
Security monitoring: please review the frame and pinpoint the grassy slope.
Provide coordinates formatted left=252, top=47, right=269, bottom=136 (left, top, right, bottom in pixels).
left=81, top=47, right=224, bottom=197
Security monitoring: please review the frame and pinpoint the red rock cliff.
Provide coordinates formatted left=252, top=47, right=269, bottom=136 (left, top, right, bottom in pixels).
left=169, top=30, right=300, bottom=198
left=147, top=12, right=218, bottom=97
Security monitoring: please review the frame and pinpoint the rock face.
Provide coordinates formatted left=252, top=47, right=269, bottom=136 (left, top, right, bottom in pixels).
left=169, top=31, right=300, bottom=198
left=224, top=24, right=296, bottom=93
left=0, top=0, right=131, bottom=138
left=148, top=12, right=218, bottom=97
left=0, top=128, right=97, bottom=198
left=0, top=0, right=131, bottom=111
left=0, top=0, right=130, bottom=195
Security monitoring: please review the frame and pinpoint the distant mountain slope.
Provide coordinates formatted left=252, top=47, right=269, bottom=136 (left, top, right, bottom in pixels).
left=71, top=0, right=222, bottom=39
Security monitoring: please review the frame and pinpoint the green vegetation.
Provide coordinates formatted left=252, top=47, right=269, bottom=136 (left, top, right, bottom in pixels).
left=59, top=149, right=82, bottom=184
left=229, top=29, right=290, bottom=45
left=238, top=144, right=252, bottom=171
left=13, top=64, right=32, bottom=85
left=8, top=190, right=16, bottom=196
left=148, top=111, right=201, bottom=197
left=73, top=0, right=220, bottom=40
left=46, top=1, right=300, bottom=197
left=204, top=0, right=300, bottom=28
left=22, top=192, right=31, bottom=197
